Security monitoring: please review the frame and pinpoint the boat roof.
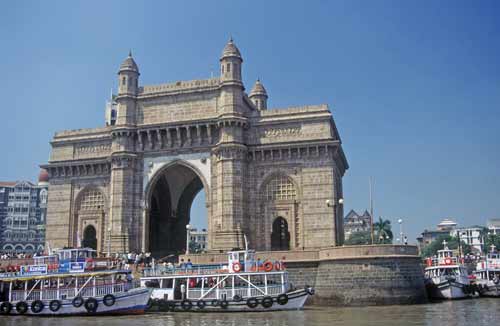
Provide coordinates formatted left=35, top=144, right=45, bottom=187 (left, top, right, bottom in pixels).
left=142, top=270, right=286, bottom=280
left=0, top=269, right=131, bottom=282
left=425, top=265, right=462, bottom=270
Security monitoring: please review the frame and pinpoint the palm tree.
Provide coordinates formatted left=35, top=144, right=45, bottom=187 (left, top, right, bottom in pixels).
left=373, top=217, right=393, bottom=244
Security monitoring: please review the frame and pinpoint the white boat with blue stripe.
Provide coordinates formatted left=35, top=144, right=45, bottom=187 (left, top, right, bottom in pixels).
left=0, top=248, right=151, bottom=316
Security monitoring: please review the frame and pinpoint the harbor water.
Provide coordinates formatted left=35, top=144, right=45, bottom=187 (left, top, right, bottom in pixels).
left=0, top=299, right=498, bottom=326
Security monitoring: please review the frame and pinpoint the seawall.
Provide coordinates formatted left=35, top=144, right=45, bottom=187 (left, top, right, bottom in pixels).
left=183, top=244, right=428, bottom=306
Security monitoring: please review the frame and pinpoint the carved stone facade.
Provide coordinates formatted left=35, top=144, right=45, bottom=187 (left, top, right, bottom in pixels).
left=42, top=40, right=348, bottom=257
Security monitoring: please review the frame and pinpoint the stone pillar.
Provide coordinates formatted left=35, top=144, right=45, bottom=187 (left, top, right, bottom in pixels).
left=109, top=153, right=137, bottom=253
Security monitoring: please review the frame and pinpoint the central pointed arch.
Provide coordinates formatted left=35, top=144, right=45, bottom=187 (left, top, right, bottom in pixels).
left=143, top=160, right=210, bottom=258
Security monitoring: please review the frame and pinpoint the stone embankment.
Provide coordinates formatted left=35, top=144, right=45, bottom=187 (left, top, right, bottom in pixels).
left=183, top=244, right=428, bottom=306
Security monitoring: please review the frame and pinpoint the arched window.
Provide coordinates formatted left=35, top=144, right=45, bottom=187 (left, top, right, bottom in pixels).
left=226, top=63, right=231, bottom=73
left=122, top=76, right=126, bottom=86
left=221, top=64, right=224, bottom=74
left=79, top=189, right=104, bottom=211
left=263, top=175, right=296, bottom=201
left=40, top=189, right=48, bottom=204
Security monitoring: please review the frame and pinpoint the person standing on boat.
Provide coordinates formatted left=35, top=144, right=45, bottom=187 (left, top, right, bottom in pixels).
left=186, top=259, right=193, bottom=269
left=180, top=282, right=186, bottom=300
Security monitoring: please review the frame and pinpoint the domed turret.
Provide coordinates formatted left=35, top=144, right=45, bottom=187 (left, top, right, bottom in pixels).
left=118, top=50, right=140, bottom=96
left=249, top=79, right=268, bottom=110
left=38, top=168, right=49, bottom=186
left=221, top=38, right=242, bottom=60
left=220, top=38, right=242, bottom=84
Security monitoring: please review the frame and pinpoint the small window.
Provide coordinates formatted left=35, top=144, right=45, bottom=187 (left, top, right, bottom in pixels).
left=221, top=65, right=224, bottom=74
left=227, top=63, right=231, bottom=73
left=122, top=77, right=126, bottom=85
left=162, top=279, right=173, bottom=288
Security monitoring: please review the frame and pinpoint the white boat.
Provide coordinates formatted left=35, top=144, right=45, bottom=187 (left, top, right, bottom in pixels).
left=141, top=247, right=313, bottom=312
left=424, top=241, right=471, bottom=300
left=0, top=248, right=151, bottom=316
left=473, top=245, right=500, bottom=297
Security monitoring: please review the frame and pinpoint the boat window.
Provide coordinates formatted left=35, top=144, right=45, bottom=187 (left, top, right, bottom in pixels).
left=162, top=279, right=173, bottom=288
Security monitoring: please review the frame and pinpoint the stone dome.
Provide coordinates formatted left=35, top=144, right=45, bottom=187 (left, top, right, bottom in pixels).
left=221, top=38, right=242, bottom=60
left=249, top=79, right=268, bottom=98
left=38, top=169, right=49, bottom=184
left=119, top=51, right=139, bottom=73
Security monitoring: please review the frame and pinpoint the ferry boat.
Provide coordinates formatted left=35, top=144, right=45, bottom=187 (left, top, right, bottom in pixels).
left=473, top=245, right=500, bottom=297
left=0, top=248, right=151, bottom=316
left=424, top=241, right=471, bottom=300
left=141, top=246, right=314, bottom=312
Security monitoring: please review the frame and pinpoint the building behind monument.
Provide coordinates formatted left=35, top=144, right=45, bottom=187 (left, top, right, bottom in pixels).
left=0, top=170, right=48, bottom=254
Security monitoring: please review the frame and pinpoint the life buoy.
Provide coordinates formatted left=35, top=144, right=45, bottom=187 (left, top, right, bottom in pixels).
left=220, top=299, right=229, bottom=309
left=84, top=298, right=98, bottom=313
left=233, top=294, right=243, bottom=302
left=72, top=296, right=84, bottom=308
left=31, top=300, right=44, bottom=313
left=261, top=296, right=273, bottom=308
left=103, top=294, right=116, bottom=307
left=0, top=302, right=12, bottom=314
left=444, top=258, right=452, bottom=265
left=16, top=301, right=28, bottom=314
left=232, top=262, right=242, bottom=273
left=426, top=258, right=433, bottom=267
left=181, top=299, right=193, bottom=311
left=493, top=278, right=500, bottom=285
left=197, top=300, right=206, bottom=309
left=277, top=293, right=289, bottom=305
left=211, top=299, right=220, bottom=307
left=166, top=301, right=176, bottom=311
left=263, top=261, right=273, bottom=272
left=86, top=259, right=94, bottom=270
left=49, top=300, right=62, bottom=312
left=246, top=297, right=258, bottom=308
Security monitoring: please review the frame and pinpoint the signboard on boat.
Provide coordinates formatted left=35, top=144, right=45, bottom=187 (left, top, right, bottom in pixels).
left=69, top=262, right=86, bottom=273
left=20, top=264, right=48, bottom=276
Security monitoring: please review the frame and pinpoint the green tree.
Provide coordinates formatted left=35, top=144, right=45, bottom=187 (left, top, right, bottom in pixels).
left=189, top=241, right=203, bottom=254
left=344, top=231, right=371, bottom=245
left=374, top=217, right=393, bottom=244
left=420, top=234, right=471, bottom=257
left=484, top=233, right=500, bottom=253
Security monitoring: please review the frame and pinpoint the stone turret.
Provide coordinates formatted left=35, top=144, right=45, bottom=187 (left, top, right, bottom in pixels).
left=116, top=51, right=139, bottom=126
left=118, top=51, right=140, bottom=96
left=249, top=79, right=268, bottom=110
left=220, top=38, right=243, bottom=85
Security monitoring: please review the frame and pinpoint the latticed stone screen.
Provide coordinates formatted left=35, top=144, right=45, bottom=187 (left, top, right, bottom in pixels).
left=264, top=175, right=296, bottom=201
left=79, top=189, right=104, bottom=211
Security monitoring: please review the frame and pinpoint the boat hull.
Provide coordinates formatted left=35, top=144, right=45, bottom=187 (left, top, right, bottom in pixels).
left=477, top=281, right=500, bottom=298
left=426, top=280, right=469, bottom=300
left=2, top=287, right=152, bottom=316
left=148, top=288, right=312, bottom=312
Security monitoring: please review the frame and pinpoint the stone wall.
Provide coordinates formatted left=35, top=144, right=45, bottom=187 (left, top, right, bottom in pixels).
left=182, top=245, right=428, bottom=306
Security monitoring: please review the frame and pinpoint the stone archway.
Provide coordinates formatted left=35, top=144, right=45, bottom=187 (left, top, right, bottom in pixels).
left=82, top=225, right=97, bottom=250
left=271, top=217, right=290, bottom=251
left=145, top=162, right=208, bottom=258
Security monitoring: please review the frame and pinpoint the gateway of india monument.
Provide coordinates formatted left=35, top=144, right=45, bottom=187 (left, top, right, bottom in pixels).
left=42, top=39, right=348, bottom=258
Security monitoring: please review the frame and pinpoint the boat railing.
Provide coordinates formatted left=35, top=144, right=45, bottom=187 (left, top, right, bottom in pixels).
left=143, top=262, right=284, bottom=277
left=143, top=264, right=226, bottom=277
left=10, top=280, right=140, bottom=302
left=186, top=284, right=283, bottom=300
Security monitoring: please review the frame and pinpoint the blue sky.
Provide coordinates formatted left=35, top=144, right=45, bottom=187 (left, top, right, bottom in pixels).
left=1, top=1, right=499, bottom=243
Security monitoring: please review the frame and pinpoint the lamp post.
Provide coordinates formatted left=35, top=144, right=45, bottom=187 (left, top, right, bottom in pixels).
left=186, top=224, right=191, bottom=255
left=107, top=226, right=112, bottom=257
left=326, top=198, right=344, bottom=245
left=398, top=219, right=403, bottom=244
